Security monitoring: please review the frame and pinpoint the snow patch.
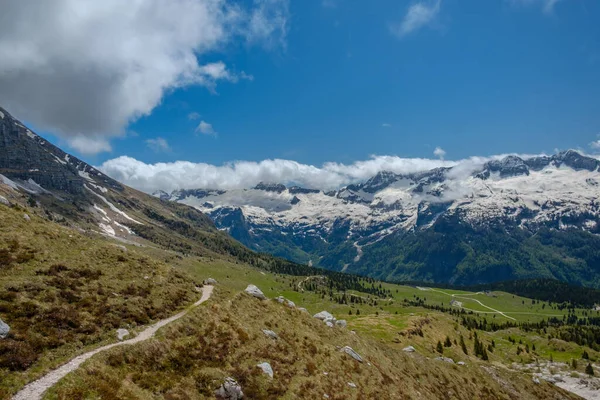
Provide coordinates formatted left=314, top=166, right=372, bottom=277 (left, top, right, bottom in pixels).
left=85, top=185, right=142, bottom=224
left=26, top=130, right=36, bottom=139
left=99, top=223, right=115, bottom=236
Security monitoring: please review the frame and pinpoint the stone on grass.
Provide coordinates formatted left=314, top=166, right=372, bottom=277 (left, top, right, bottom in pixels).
left=117, top=329, right=130, bottom=341
left=285, top=299, right=296, bottom=308
left=457, top=361, right=466, bottom=366
left=245, top=284, right=267, bottom=300
left=335, top=320, right=347, bottom=328
left=313, top=311, right=335, bottom=321
left=262, top=329, right=278, bottom=340
left=348, top=382, right=357, bottom=388
left=215, top=377, right=244, bottom=400
left=204, top=278, right=217, bottom=285
left=0, top=319, right=10, bottom=339
left=257, top=362, right=274, bottom=378
left=402, top=346, right=416, bottom=352
left=325, top=321, right=334, bottom=328
left=435, top=356, right=455, bottom=364
left=532, top=377, right=540, bottom=385
left=23, top=213, right=30, bottom=221
left=0, top=196, right=9, bottom=206
left=341, top=346, right=363, bottom=363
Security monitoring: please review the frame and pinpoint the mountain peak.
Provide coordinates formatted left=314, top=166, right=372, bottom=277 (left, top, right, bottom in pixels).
left=254, top=182, right=287, bottom=193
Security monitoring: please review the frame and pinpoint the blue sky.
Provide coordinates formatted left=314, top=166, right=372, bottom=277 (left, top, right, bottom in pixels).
left=2, top=0, right=600, bottom=188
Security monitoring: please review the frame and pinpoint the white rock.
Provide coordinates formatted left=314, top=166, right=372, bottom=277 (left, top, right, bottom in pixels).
left=215, top=377, right=244, bottom=400
left=341, top=346, right=363, bottom=362
left=262, top=329, right=278, bottom=340
left=335, top=320, right=347, bottom=328
left=0, top=319, right=10, bottom=339
left=298, top=307, right=308, bottom=313
left=457, top=361, right=466, bottom=366
left=325, top=321, right=334, bottom=328
left=323, top=395, right=330, bottom=399
left=532, top=377, right=541, bottom=385
left=0, top=196, right=9, bottom=206
left=257, top=362, right=274, bottom=378
left=275, top=296, right=285, bottom=304
left=23, top=213, right=30, bottom=221
left=348, top=382, right=357, bottom=388
left=435, top=356, right=455, bottom=364
left=285, top=299, right=296, bottom=308
left=403, top=346, right=416, bottom=352
left=245, top=284, right=267, bottom=300
left=204, top=278, right=218, bottom=285
left=116, top=328, right=130, bottom=341
left=314, top=311, right=335, bottom=321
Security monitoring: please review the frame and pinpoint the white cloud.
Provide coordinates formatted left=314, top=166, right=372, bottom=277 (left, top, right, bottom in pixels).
left=508, top=0, right=564, bottom=14
left=146, top=137, right=171, bottom=153
left=196, top=121, right=217, bottom=136
left=590, top=140, right=600, bottom=151
left=98, top=152, right=550, bottom=194
left=188, top=112, right=201, bottom=121
left=69, top=136, right=112, bottom=155
left=433, top=146, right=446, bottom=159
left=0, top=0, right=289, bottom=154
left=382, top=123, right=392, bottom=128
left=390, top=0, right=441, bottom=38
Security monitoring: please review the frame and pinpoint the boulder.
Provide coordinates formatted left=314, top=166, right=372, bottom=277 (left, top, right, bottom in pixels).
left=245, top=284, right=267, bottom=300
left=285, top=299, right=296, bottom=308
left=532, top=377, right=540, bottom=385
left=257, top=362, right=274, bottom=378
left=298, top=307, right=309, bottom=313
left=275, top=296, right=285, bottom=304
left=0, top=195, right=9, bottom=206
left=0, top=319, right=10, bottom=339
left=402, top=346, right=416, bottom=352
left=215, top=377, right=244, bottom=400
left=435, top=356, right=455, bottom=364
left=262, top=329, right=278, bottom=340
left=325, top=321, right=334, bottom=328
left=347, top=382, right=357, bottom=388
left=23, top=213, right=30, bottom=221
left=335, top=320, right=347, bottom=328
left=117, top=328, right=130, bottom=341
left=457, top=361, right=466, bottom=366
left=204, top=278, right=218, bottom=285
left=313, top=311, right=335, bottom=321
left=341, top=346, right=363, bottom=362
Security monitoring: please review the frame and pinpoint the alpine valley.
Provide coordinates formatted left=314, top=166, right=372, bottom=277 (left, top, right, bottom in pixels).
left=155, top=152, right=600, bottom=287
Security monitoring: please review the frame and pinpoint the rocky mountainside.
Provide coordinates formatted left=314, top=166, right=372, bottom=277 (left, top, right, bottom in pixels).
left=157, top=150, right=600, bottom=286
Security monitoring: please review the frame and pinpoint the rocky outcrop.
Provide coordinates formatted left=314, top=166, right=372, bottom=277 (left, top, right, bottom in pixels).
left=257, top=362, right=274, bottom=378
left=204, top=278, right=218, bottom=285
left=0, top=195, right=9, bottom=206
left=245, top=284, right=267, bottom=300
left=215, top=377, right=243, bottom=399
left=262, top=329, right=279, bottom=340
left=313, top=311, right=334, bottom=321
left=335, top=320, right=347, bottom=328
left=402, top=346, right=416, bottom=352
left=435, top=356, right=455, bottom=364
left=0, top=318, right=10, bottom=338
left=341, top=346, right=363, bottom=362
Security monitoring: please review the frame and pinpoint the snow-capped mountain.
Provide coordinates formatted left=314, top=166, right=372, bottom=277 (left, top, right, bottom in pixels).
left=156, top=151, right=600, bottom=285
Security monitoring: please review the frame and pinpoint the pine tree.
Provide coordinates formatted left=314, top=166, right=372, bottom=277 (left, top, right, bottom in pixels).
left=444, top=336, right=452, bottom=347
left=586, top=363, right=595, bottom=376
left=436, top=341, right=444, bottom=354
left=572, top=359, right=578, bottom=370
left=460, top=335, right=468, bottom=355
left=583, top=350, right=590, bottom=360
left=481, top=347, right=489, bottom=361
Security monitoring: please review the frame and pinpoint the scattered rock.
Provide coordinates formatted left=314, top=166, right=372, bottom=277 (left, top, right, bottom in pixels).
left=313, top=311, right=335, bottom=321
left=335, top=320, right=347, bottom=328
left=435, top=357, right=455, bottom=364
left=402, top=346, right=416, bottom=352
left=285, top=299, right=296, bottom=308
left=341, top=346, right=363, bottom=362
left=144, top=275, right=149, bottom=280
left=245, top=284, right=267, bottom=300
left=257, top=362, right=274, bottom=378
left=116, top=329, right=130, bottom=341
left=204, top=278, right=218, bottom=285
left=541, top=375, right=557, bottom=384
left=532, top=377, right=540, bottom=385
left=348, top=382, right=357, bottom=388
left=215, top=377, right=244, bottom=400
left=323, top=395, right=330, bottom=399
left=275, top=296, right=285, bottom=304
left=325, top=321, right=334, bottom=328
left=0, top=195, right=9, bottom=206
left=298, top=307, right=309, bottom=313
left=457, top=361, right=466, bottom=366
left=23, top=213, right=30, bottom=221
left=552, top=374, right=564, bottom=383
left=262, top=329, right=278, bottom=340
left=0, top=319, right=10, bottom=339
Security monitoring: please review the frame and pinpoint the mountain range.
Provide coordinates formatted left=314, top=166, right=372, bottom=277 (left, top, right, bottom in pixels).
left=155, top=150, right=600, bottom=287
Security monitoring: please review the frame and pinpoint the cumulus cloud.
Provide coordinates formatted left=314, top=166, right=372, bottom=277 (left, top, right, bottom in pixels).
left=98, top=152, right=549, bottom=194
left=591, top=140, right=600, bottom=151
left=146, top=137, right=171, bottom=153
left=196, top=121, right=217, bottom=136
left=433, top=146, right=446, bottom=159
left=382, top=123, right=392, bottom=128
left=390, top=0, right=441, bottom=38
left=0, top=0, right=289, bottom=154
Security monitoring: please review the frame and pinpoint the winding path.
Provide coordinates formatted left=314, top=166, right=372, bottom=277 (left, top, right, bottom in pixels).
left=13, top=285, right=214, bottom=400
left=422, top=287, right=517, bottom=321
